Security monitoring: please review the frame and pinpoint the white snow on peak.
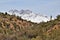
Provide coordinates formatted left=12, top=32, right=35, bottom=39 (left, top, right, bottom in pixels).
left=7, top=9, right=50, bottom=23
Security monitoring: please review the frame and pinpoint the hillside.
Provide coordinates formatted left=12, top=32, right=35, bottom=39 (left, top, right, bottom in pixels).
left=0, top=12, right=60, bottom=40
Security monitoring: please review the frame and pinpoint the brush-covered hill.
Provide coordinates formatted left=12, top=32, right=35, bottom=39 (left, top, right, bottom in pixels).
left=0, top=12, right=60, bottom=40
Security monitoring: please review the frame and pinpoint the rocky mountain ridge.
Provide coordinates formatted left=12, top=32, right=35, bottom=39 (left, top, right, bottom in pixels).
left=7, top=9, right=50, bottom=23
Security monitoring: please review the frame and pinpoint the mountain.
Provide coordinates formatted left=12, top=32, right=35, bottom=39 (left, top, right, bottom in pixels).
left=8, top=9, right=50, bottom=23
left=0, top=12, right=60, bottom=40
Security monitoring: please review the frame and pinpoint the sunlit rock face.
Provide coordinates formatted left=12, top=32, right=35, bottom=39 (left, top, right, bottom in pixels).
left=8, top=9, right=50, bottom=23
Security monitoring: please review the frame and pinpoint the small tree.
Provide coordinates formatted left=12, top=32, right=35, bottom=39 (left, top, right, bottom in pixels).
left=5, top=12, right=8, bottom=15
left=56, top=15, right=60, bottom=20
left=50, top=16, right=52, bottom=20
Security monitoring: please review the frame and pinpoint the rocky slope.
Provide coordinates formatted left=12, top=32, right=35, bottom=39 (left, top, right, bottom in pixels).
left=0, top=12, right=33, bottom=30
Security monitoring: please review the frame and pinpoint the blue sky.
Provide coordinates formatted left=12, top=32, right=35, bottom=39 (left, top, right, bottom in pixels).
left=0, top=0, right=60, bottom=17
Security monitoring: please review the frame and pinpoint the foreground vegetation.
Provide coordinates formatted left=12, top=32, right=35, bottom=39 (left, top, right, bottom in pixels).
left=0, top=12, right=60, bottom=40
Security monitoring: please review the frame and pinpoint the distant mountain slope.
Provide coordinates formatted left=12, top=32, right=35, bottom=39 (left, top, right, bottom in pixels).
left=8, top=9, right=50, bottom=23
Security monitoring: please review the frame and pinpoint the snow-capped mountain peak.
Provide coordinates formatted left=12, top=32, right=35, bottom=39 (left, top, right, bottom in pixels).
left=8, top=9, right=50, bottom=23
